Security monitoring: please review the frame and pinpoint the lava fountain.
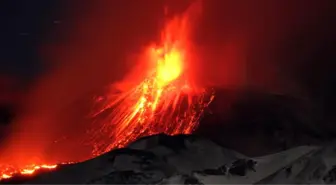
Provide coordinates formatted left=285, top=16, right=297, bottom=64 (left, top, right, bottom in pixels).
left=87, top=0, right=214, bottom=156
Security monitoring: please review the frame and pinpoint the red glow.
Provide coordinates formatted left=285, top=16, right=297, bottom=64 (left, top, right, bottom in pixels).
left=0, top=1, right=214, bottom=180
left=88, top=0, right=214, bottom=155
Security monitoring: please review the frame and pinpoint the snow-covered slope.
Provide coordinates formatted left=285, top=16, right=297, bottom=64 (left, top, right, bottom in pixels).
left=16, top=134, right=336, bottom=184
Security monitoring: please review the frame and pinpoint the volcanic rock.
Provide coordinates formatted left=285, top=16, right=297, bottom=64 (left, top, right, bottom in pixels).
left=8, top=134, right=336, bottom=184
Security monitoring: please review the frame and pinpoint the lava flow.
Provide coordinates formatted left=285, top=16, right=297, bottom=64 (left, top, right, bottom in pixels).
left=88, top=1, right=214, bottom=155
left=0, top=164, right=57, bottom=180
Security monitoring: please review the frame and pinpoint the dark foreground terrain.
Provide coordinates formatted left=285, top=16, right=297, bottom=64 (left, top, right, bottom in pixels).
left=2, top=133, right=336, bottom=184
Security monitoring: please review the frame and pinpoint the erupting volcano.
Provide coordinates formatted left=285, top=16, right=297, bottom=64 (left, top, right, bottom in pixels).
left=0, top=0, right=214, bottom=181
left=90, top=50, right=213, bottom=155
left=88, top=1, right=214, bottom=155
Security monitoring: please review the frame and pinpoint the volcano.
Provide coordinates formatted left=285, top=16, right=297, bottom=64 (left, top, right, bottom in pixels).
left=1, top=0, right=334, bottom=183
left=0, top=89, right=333, bottom=184
left=0, top=1, right=213, bottom=178
left=84, top=0, right=214, bottom=156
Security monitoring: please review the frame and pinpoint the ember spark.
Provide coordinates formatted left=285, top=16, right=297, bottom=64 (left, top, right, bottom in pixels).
left=88, top=1, right=214, bottom=155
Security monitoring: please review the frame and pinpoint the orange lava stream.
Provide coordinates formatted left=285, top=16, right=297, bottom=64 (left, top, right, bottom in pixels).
left=0, top=164, right=57, bottom=180
left=88, top=1, right=214, bottom=155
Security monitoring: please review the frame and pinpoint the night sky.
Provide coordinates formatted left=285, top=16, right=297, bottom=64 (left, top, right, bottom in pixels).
left=0, top=0, right=64, bottom=126
left=0, top=0, right=63, bottom=81
left=1, top=0, right=334, bottom=88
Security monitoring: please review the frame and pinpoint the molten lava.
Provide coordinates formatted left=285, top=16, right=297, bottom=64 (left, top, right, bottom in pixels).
left=88, top=1, right=214, bottom=155
left=0, top=164, right=57, bottom=180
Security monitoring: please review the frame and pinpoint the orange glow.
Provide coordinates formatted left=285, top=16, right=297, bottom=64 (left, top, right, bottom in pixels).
left=154, top=45, right=183, bottom=87
left=88, top=0, right=214, bottom=155
left=0, top=164, right=57, bottom=180
left=0, top=0, right=214, bottom=181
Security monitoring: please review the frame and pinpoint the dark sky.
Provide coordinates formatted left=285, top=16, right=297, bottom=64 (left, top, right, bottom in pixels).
left=0, top=0, right=63, bottom=81
left=0, top=0, right=335, bottom=103
left=0, top=0, right=64, bottom=127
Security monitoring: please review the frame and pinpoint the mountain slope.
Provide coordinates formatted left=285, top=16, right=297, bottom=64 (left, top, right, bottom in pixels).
left=8, top=134, right=336, bottom=184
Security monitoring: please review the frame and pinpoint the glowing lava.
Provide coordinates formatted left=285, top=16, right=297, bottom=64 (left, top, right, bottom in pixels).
left=89, top=1, right=214, bottom=155
left=0, top=164, right=57, bottom=180
left=0, top=0, right=214, bottom=181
